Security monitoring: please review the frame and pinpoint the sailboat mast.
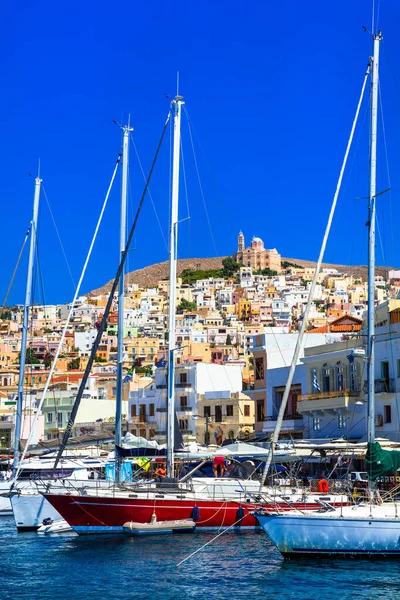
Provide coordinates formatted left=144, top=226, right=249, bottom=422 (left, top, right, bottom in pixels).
left=13, top=175, right=42, bottom=473
left=115, top=121, right=133, bottom=476
left=367, top=31, right=382, bottom=446
left=167, top=96, right=183, bottom=478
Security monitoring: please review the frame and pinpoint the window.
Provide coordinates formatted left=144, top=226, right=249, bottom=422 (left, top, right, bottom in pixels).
left=139, top=404, right=146, bottom=418
left=226, top=405, right=233, bottom=417
left=381, top=361, right=390, bottom=381
left=338, top=414, right=346, bottom=429
left=180, top=396, right=188, bottom=407
left=131, top=404, right=137, bottom=417
left=149, top=403, right=155, bottom=416
left=179, top=418, right=188, bottom=431
left=244, top=404, right=250, bottom=417
left=313, top=416, right=320, bottom=431
left=204, top=406, right=211, bottom=418
left=57, top=413, right=63, bottom=427
left=350, top=365, right=358, bottom=392
left=215, top=406, right=222, bottom=422
left=384, top=405, right=392, bottom=424
left=336, top=367, right=344, bottom=391
left=47, top=412, right=53, bottom=423
left=322, top=368, right=331, bottom=393
left=179, top=373, right=187, bottom=384
left=255, top=357, right=265, bottom=380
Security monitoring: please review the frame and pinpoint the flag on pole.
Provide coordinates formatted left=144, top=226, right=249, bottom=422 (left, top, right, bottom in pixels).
left=123, top=367, right=133, bottom=383
left=312, top=371, right=321, bottom=392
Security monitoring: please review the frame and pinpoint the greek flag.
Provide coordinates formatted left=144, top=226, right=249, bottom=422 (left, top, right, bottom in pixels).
left=312, top=371, right=321, bottom=392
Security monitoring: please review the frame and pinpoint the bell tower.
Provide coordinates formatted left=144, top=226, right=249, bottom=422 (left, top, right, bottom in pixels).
left=238, top=231, right=244, bottom=253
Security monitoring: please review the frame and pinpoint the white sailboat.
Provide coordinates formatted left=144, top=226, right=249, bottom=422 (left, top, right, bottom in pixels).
left=255, top=29, right=400, bottom=558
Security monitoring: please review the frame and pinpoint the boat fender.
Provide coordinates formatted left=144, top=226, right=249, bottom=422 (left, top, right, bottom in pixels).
left=191, top=505, right=200, bottom=521
left=236, top=506, right=245, bottom=523
left=317, top=479, right=329, bottom=493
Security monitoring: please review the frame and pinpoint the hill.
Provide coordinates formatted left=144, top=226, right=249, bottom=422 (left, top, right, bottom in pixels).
left=88, top=256, right=392, bottom=296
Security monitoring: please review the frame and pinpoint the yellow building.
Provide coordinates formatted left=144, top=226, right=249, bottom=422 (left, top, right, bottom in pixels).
left=196, top=391, right=255, bottom=445
left=125, top=337, right=160, bottom=365
left=236, top=298, right=252, bottom=321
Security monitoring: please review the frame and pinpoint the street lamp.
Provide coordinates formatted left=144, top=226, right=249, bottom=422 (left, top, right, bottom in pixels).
left=192, top=414, right=212, bottom=445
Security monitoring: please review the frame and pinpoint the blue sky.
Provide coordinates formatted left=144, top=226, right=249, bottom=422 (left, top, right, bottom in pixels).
left=1, top=1, right=400, bottom=305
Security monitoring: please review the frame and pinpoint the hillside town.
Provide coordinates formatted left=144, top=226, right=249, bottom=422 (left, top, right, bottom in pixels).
left=1, top=232, right=400, bottom=452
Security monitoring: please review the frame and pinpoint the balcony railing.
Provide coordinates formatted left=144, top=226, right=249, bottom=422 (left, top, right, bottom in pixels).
left=264, top=414, right=303, bottom=422
left=363, top=379, right=396, bottom=394
left=130, top=416, right=149, bottom=424
left=156, top=384, right=167, bottom=389
left=175, top=382, right=192, bottom=389
left=177, top=406, right=193, bottom=412
left=299, top=388, right=361, bottom=401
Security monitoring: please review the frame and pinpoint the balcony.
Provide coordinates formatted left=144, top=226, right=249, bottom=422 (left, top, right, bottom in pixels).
left=156, top=407, right=167, bottom=413
left=156, top=384, right=167, bottom=389
left=130, top=416, right=149, bottom=424
left=363, top=379, right=396, bottom=394
left=177, top=405, right=193, bottom=412
left=299, top=388, right=361, bottom=402
left=297, top=387, right=361, bottom=415
left=175, top=382, right=192, bottom=389
left=262, top=413, right=304, bottom=435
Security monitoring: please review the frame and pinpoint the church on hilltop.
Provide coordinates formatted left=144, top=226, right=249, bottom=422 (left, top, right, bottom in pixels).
left=233, top=232, right=281, bottom=272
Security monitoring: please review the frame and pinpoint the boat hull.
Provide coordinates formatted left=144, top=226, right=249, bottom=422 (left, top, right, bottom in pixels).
left=43, top=492, right=348, bottom=535
left=256, top=510, right=400, bottom=558
left=11, top=493, right=62, bottom=531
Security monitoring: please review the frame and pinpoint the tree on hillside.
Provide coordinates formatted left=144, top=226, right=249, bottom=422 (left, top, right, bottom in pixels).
left=226, top=333, right=232, bottom=345
left=222, top=257, right=242, bottom=279
left=177, top=298, right=197, bottom=313
left=67, top=357, right=80, bottom=370
left=15, top=348, right=39, bottom=365
left=0, top=310, right=12, bottom=320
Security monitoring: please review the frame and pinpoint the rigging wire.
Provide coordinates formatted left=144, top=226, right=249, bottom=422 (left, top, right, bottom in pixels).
left=183, top=107, right=219, bottom=257
left=130, top=133, right=169, bottom=253
left=1, top=225, right=30, bottom=311
left=180, top=137, right=191, bottom=258
left=16, top=154, right=122, bottom=476
left=260, top=62, right=372, bottom=483
left=183, top=106, right=236, bottom=239
left=52, top=110, right=172, bottom=468
left=42, top=185, right=77, bottom=291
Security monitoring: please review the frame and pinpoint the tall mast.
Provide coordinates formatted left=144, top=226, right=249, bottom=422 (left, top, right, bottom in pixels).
left=166, top=96, right=183, bottom=478
left=115, top=120, right=133, bottom=480
left=367, top=31, right=382, bottom=447
left=13, top=174, right=41, bottom=473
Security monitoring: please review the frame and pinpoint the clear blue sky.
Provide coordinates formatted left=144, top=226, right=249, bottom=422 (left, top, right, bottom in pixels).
left=1, top=1, right=400, bottom=306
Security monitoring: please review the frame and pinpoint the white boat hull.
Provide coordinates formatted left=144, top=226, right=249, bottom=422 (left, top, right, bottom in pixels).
left=256, top=504, right=400, bottom=557
left=11, top=492, right=62, bottom=531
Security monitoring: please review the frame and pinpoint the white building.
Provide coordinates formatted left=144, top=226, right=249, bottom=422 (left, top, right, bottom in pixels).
left=127, top=362, right=243, bottom=443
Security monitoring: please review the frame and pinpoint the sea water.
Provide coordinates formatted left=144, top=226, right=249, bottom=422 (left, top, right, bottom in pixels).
left=1, top=517, right=400, bottom=600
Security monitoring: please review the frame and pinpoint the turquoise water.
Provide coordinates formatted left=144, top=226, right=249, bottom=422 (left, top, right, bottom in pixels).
left=1, top=517, right=400, bottom=599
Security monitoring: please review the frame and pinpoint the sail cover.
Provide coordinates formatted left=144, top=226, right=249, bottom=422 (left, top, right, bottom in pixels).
left=365, top=442, right=400, bottom=479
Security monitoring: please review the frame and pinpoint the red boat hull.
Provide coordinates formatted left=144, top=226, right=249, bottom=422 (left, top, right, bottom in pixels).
left=43, top=493, right=346, bottom=534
